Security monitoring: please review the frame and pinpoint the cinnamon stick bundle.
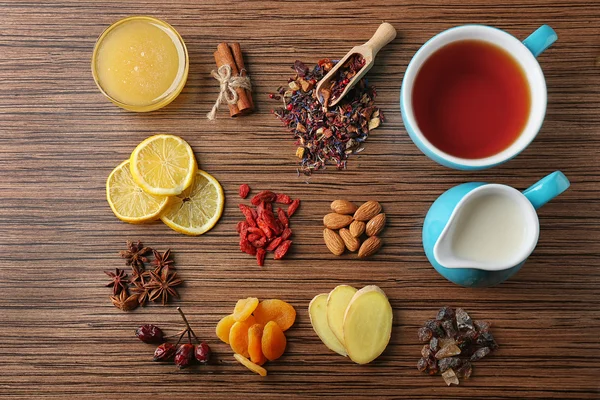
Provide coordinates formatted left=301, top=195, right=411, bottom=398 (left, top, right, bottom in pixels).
left=213, top=42, right=253, bottom=117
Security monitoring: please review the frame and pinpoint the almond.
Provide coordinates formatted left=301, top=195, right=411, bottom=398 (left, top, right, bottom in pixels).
left=330, top=200, right=358, bottom=215
left=349, top=220, right=366, bottom=238
left=366, top=213, right=386, bottom=237
left=323, top=213, right=353, bottom=230
left=358, top=236, right=382, bottom=258
left=353, top=201, right=382, bottom=222
left=339, top=228, right=360, bottom=252
left=323, top=228, right=345, bottom=256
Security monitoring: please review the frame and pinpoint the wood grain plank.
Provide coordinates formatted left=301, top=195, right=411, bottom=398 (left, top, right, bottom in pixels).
left=0, top=0, right=599, bottom=398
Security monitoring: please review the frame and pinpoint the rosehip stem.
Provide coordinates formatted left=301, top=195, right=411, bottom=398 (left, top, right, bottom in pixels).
left=175, top=329, right=187, bottom=346
left=177, top=307, right=200, bottom=344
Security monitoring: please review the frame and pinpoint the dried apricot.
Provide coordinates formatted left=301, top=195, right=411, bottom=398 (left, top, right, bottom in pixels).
left=253, top=299, right=296, bottom=331
left=229, top=316, right=256, bottom=358
left=262, top=321, right=287, bottom=361
left=233, top=297, right=259, bottom=322
left=248, top=323, right=267, bottom=365
left=234, top=353, right=267, bottom=377
left=216, top=314, right=236, bottom=344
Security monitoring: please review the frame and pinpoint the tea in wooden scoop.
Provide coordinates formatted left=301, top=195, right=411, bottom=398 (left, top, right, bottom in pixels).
left=316, top=22, right=396, bottom=108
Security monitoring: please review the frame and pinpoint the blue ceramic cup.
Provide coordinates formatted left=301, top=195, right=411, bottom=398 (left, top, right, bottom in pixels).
left=401, top=25, right=557, bottom=170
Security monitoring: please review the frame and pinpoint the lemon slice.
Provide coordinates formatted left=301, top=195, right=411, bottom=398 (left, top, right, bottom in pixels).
left=106, top=160, right=170, bottom=223
left=160, top=170, right=224, bottom=236
left=130, top=134, right=197, bottom=196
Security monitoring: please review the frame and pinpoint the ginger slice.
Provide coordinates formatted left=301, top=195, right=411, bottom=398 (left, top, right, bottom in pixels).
left=216, top=314, right=236, bottom=344
left=253, top=299, right=296, bottom=331
left=229, top=316, right=257, bottom=358
left=326, top=285, right=357, bottom=346
left=261, top=320, right=287, bottom=361
left=234, top=353, right=267, bottom=377
left=343, top=285, right=393, bottom=364
left=233, top=297, right=259, bottom=322
left=309, top=294, right=347, bottom=356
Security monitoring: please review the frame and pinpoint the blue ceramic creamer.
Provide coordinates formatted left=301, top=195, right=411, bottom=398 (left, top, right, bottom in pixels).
left=422, top=171, right=570, bottom=287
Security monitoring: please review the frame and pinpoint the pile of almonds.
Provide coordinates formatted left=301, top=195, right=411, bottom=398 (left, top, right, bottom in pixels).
left=323, top=200, right=386, bottom=258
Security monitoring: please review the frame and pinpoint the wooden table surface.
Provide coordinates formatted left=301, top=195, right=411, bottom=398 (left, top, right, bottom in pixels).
left=1, top=0, right=599, bottom=398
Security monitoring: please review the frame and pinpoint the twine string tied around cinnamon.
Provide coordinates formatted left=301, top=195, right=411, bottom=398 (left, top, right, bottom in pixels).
left=207, top=64, right=252, bottom=120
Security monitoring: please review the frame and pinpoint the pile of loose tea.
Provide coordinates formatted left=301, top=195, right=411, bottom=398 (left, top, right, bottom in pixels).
left=271, top=59, right=382, bottom=175
left=417, top=306, right=498, bottom=386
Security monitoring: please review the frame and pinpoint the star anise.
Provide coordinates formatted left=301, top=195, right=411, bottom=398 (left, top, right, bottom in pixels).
left=104, top=268, right=128, bottom=296
left=119, top=241, right=151, bottom=269
left=145, top=268, right=183, bottom=305
left=131, top=275, right=151, bottom=306
left=110, top=290, right=139, bottom=311
left=151, top=249, right=175, bottom=273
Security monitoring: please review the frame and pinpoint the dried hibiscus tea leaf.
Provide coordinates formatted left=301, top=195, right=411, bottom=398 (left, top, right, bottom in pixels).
left=239, top=184, right=250, bottom=199
left=442, top=368, right=460, bottom=386
left=438, top=356, right=462, bottom=373
left=429, top=337, right=439, bottom=352
left=436, top=306, right=455, bottom=321
left=425, top=319, right=444, bottom=337
left=455, top=308, right=474, bottom=331
left=477, top=332, right=498, bottom=350
left=470, top=346, right=491, bottom=362
left=474, top=320, right=491, bottom=333
left=417, top=357, right=428, bottom=372
left=421, top=344, right=432, bottom=359
left=418, top=326, right=433, bottom=342
left=457, top=361, right=473, bottom=379
left=441, top=319, right=457, bottom=338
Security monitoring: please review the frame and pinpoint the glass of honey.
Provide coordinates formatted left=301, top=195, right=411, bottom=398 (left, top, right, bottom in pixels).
left=91, top=16, right=189, bottom=112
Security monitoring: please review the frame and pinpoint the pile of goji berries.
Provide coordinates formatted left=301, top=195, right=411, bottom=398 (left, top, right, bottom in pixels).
left=237, top=185, right=300, bottom=266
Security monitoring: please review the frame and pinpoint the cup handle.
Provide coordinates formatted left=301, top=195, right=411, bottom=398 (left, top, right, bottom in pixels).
left=522, top=25, right=557, bottom=57
left=523, top=171, right=570, bottom=209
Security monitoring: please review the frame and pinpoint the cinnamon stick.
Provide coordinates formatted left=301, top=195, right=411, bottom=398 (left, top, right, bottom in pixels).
left=214, top=42, right=252, bottom=117
left=230, top=42, right=254, bottom=111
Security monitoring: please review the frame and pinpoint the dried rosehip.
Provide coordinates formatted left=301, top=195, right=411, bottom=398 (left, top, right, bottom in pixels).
left=136, top=324, right=164, bottom=344
left=417, top=327, right=433, bottom=342
left=153, top=342, right=176, bottom=361
left=239, top=184, right=250, bottom=199
left=175, top=344, right=195, bottom=369
left=195, top=342, right=212, bottom=364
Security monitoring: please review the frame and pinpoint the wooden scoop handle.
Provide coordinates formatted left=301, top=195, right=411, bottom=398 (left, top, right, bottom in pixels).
left=364, top=22, right=397, bottom=56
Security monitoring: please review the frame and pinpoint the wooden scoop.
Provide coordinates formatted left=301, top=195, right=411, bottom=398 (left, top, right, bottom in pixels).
left=315, top=22, right=397, bottom=108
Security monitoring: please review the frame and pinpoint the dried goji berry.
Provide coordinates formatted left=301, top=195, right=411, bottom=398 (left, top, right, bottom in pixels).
left=236, top=221, right=249, bottom=234
left=240, top=237, right=257, bottom=255
left=251, top=191, right=277, bottom=206
left=248, top=233, right=261, bottom=242
left=275, top=193, right=293, bottom=204
left=239, top=184, right=250, bottom=199
left=266, top=236, right=283, bottom=252
left=274, top=240, right=292, bottom=260
left=239, top=204, right=257, bottom=228
left=287, top=199, right=300, bottom=217
left=256, top=248, right=266, bottom=267
left=257, top=218, right=274, bottom=239
left=262, top=209, right=281, bottom=234
left=277, top=208, right=289, bottom=227
left=252, top=236, right=267, bottom=248
left=281, top=227, right=292, bottom=241
left=248, top=227, right=265, bottom=237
